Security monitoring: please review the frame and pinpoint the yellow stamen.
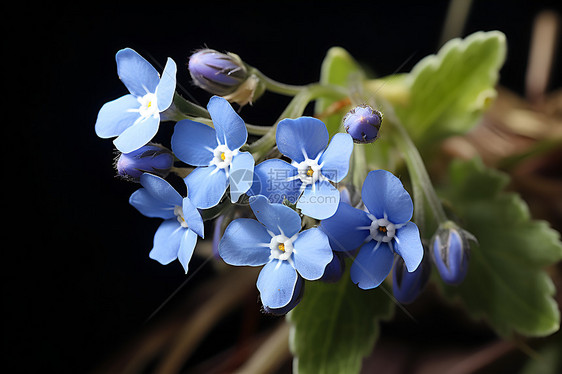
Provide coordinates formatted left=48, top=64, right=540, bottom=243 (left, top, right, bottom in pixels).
left=278, top=243, right=285, bottom=252
left=306, top=167, right=314, bottom=177
left=220, top=152, right=226, bottom=161
left=378, top=226, right=387, bottom=233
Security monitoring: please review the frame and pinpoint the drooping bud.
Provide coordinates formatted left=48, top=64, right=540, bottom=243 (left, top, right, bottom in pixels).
left=430, top=221, right=476, bottom=285
left=263, top=276, right=304, bottom=315
left=188, top=49, right=249, bottom=96
left=392, top=254, right=431, bottom=304
left=342, top=104, right=383, bottom=144
left=320, top=251, right=345, bottom=283
left=115, top=143, right=174, bottom=182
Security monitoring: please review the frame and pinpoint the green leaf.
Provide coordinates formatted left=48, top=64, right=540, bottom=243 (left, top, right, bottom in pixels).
left=390, top=31, right=507, bottom=144
left=315, top=47, right=364, bottom=136
left=438, top=157, right=562, bottom=337
left=288, top=266, right=394, bottom=374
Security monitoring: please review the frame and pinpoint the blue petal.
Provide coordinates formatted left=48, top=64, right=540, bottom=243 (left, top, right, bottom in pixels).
left=394, top=222, right=424, bottom=272
left=257, top=260, right=299, bottom=309
left=207, top=96, right=247, bottom=150
left=249, top=195, right=301, bottom=238
left=178, top=229, right=198, bottom=273
left=129, top=188, right=175, bottom=219
left=156, top=57, right=177, bottom=111
left=276, top=117, right=329, bottom=162
left=361, top=170, right=413, bottom=224
left=140, top=173, right=183, bottom=207
left=248, top=159, right=301, bottom=205
left=219, top=218, right=272, bottom=266
left=113, top=115, right=160, bottom=153
left=95, top=94, right=141, bottom=138
left=116, top=48, right=160, bottom=97
left=292, top=228, right=333, bottom=280
left=297, top=180, right=340, bottom=220
left=184, top=166, right=229, bottom=209
left=149, top=219, right=183, bottom=265
left=183, top=197, right=204, bottom=238
left=229, top=151, right=255, bottom=203
left=319, top=133, right=353, bottom=182
left=319, top=201, right=371, bottom=252
left=171, top=120, right=217, bottom=166
left=350, top=241, right=395, bottom=289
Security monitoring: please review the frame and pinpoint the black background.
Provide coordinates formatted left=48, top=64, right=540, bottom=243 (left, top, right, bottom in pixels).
left=6, top=1, right=561, bottom=373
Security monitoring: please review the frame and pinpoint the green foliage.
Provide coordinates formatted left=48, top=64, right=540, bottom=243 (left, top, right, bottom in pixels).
left=288, top=266, right=394, bottom=374
left=378, top=31, right=507, bottom=146
left=438, top=157, right=562, bottom=337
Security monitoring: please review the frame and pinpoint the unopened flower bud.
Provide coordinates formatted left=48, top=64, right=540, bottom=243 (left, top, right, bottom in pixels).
left=320, top=251, right=345, bottom=283
left=431, top=222, right=476, bottom=285
left=342, top=104, right=382, bottom=144
left=392, top=255, right=431, bottom=304
left=188, top=49, right=249, bottom=96
left=263, top=276, right=304, bottom=315
left=116, top=143, right=174, bottom=182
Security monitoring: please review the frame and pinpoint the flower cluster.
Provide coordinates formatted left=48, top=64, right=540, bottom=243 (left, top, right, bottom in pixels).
left=95, top=46, right=471, bottom=315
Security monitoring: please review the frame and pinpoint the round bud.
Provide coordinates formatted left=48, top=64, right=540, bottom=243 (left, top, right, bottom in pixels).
left=342, top=104, right=382, bottom=144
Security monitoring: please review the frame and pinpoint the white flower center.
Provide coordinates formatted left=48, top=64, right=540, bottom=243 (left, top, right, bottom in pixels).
left=137, top=92, right=160, bottom=119
left=174, top=205, right=188, bottom=228
left=268, top=233, right=295, bottom=261
left=210, top=144, right=238, bottom=170
left=367, top=215, right=396, bottom=243
left=290, top=153, right=328, bottom=189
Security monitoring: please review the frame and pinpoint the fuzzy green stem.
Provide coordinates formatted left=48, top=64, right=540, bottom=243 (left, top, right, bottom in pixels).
left=391, top=118, right=448, bottom=226
left=251, top=67, right=308, bottom=96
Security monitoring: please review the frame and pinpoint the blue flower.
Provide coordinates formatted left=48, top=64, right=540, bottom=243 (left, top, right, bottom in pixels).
left=431, top=221, right=475, bottom=285
left=250, top=117, right=353, bottom=220
left=218, top=195, right=333, bottom=312
left=320, top=170, right=424, bottom=290
left=95, top=48, right=177, bottom=153
left=129, top=173, right=204, bottom=273
left=171, top=96, right=254, bottom=209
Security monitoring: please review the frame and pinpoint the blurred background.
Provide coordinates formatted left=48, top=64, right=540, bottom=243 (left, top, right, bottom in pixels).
left=5, top=0, right=561, bottom=373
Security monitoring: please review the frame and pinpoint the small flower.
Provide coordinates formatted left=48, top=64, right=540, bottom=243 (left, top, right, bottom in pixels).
left=115, top=143, right=174, bottom=182
left=250, top=117, right=353, bottom=220
left=129, top=173, right=204, bottom=273
left=188, top=49, right=249, bottom=96
left=171, top=96, right=255, bottom=209
left=392, top=255, right=431, bottom=304
left=95, top=48, right=177, bottom=153
left=320, top=170, right=424, bottom=290
left=219, top=195, right=333, bottom=313
left=342, top=104, right=382, bottom=144
left=431, top=221, right=475, bottom=284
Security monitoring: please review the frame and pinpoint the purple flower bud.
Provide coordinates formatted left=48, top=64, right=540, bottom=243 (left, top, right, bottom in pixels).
left=116, top=143, right=174, bottom=182
left=262, top=276, right=304, bottom=315
left=392, top=255, right=431, bottom=304
left=342, top=104, right=382, bottom=144
left=188, top=49, right=249, bottom=96
left=320, top=251, right=346, bottom=283
left=431, top=222, right=475, bottom=285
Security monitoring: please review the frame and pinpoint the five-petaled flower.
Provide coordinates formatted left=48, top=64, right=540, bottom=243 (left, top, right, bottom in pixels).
left=219, top=195, right=333, bottom=313
left=250, top=117, right=353, bottom=220
left=320, top=170, right=424, bottom=289
left=171, top=96, right=254, bottom=209
left=129, top=173, right=204, bottom=273
left=95, top=48, right=177, bottom=153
